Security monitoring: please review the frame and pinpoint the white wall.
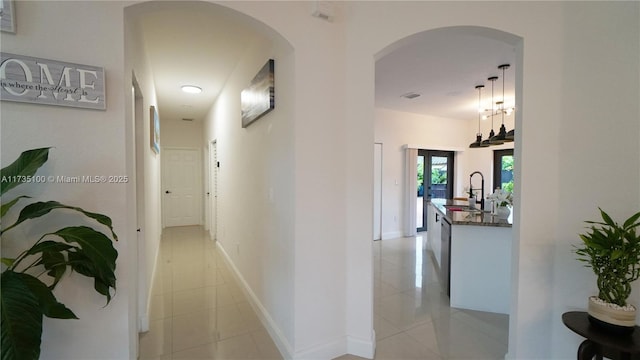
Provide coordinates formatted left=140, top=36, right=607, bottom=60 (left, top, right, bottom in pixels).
left=201, top=4, right=297, bottom=356
left=221, top=2, right=369, bottom=358
left=1, top=1, right=136, bottom=358
left=160, top=118, right=203, bottom=149
left=374, top=107, right=514, bottom=239
left=346, top=2, right=639, bottom=359
left=550, top=3, right=640, bottom=357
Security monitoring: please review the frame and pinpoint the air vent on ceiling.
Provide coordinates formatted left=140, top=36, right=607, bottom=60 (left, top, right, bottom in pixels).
left=401, top=92, right=421, bottom=100
left=311, top=1, right=334, bottom=22
left=181, top=118, right=194, bottom=122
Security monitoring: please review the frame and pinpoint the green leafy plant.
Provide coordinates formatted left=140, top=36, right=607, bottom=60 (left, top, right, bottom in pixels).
left=575, top=208, right=640, bottom=306
left=431, top=168, right=446, bottom=185
left=0, top=148, right=118, bottom=360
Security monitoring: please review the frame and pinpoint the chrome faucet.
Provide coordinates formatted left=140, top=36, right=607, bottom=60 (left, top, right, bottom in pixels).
left=469, top=171, right=485, bottom=211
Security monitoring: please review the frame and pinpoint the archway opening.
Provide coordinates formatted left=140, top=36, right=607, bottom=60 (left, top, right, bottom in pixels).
left=373, top=25, right=523, bottom=359
left=124, top=1, right=295, bottom=358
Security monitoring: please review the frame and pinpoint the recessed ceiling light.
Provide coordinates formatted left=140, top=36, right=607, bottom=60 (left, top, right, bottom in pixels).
left=181, top=85, right=202, bottom=94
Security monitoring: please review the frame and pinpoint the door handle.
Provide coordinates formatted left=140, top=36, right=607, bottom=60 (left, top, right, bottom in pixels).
left=165, top=190, right=171, bottom=194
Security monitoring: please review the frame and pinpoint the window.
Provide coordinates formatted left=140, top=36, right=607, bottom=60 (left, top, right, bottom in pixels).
left=493, top=149, right=514, bottom=192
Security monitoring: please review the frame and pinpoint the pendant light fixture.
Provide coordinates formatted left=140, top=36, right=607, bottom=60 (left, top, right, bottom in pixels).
left=481, top=76, right=503, bottom=146
left=491, top=64, right=512, bottom=143
left=469, top=85, right=489, bottom=148
left=504, top=64, right=515, bottom=141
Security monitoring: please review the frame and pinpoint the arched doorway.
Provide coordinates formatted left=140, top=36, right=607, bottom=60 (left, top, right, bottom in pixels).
left=124, top=1, right=294, bottom=358
left=372, top=25, right=523, bottom=358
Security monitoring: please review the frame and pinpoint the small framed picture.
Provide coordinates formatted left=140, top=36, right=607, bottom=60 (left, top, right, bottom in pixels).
left=1, top=0, right=16, bottom=34
left=150, top=106, right=160, bottom=154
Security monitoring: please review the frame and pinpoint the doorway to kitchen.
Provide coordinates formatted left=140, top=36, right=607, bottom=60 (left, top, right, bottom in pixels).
left=416, top=150, right=454, bottom=232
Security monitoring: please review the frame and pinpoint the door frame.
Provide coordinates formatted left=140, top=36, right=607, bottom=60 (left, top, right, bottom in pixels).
left=132, top=76, right=148, bottom=334
left=417, top=149, right=455, bottom=232
left=209, top=140, right=218, bottom=241
left=373, top=143, right=383, bottom=240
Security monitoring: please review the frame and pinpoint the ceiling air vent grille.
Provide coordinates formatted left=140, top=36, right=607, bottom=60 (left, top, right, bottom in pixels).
left=401, top=92, right=421, bottom=100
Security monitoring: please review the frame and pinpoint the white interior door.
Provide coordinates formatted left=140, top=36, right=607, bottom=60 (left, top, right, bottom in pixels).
left=209, top=141, right=217, bottom=241
left=373, top=143, right=382, bottom=240
left=162, top=148, right=202, bottom=227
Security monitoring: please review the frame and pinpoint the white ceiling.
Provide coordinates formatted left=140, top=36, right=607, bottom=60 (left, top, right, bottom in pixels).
left=135, top=4, right=517, bottom=123
left=135, top=2, right=262, bottom=122
left=376, top=29, right=518, bottom=121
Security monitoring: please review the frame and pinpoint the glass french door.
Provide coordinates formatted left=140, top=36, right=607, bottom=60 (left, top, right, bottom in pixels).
left=416, top=150, right=454, bottom=232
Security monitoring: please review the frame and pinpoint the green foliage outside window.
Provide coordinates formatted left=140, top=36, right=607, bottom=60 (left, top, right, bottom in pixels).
left=501, top=155, right=514, bottom=193
left=431, top=168, right=447, bottom=185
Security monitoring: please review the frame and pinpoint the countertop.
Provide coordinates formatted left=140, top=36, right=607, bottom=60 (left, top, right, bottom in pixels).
left=431, top=198, right=512, bottom=227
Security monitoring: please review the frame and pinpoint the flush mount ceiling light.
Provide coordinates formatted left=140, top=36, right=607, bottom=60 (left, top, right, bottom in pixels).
left=469, top=85, right=490, bottom=148
left=181, top=85, right=202, bottom=94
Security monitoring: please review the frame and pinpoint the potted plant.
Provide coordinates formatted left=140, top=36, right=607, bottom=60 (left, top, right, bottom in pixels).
left=487, top=189, right=513, bottom=219
left=575, top=208, right=640, bottom=334
left=0, top=148, right=118, bottom=359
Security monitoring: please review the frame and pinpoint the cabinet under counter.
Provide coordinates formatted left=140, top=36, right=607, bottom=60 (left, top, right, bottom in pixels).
left=428, top=200, right=512, bottom=315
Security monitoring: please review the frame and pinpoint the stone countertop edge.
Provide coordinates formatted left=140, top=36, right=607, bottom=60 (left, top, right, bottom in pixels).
left=430, top=199, right=513, bottom=228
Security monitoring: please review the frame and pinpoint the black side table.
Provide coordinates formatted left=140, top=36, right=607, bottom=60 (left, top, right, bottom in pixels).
left=562, top=311, right=640, bottom=360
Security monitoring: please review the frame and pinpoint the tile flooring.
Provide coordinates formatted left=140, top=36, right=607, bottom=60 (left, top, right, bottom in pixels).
left=139, top=227, right=508, bottom=359
left=365, top=234, right=509, bottom=360
left=138, top=226, right=282, bottom=359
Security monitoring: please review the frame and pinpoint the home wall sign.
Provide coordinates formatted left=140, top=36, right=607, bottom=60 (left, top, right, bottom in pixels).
left=0, top=53, right=106, bottom=110
left=241, top=59, right=274, bottom=128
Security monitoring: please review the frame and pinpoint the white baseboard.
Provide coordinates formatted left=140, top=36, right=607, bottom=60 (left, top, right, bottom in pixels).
left=138, top=314, right=150, bottom=333
left=381, top=230, right=403, bottom=240
left=216, top=243, right=376, bottom=360
left=216, top=242, right=295, bottom=359
left=291, top=334, right=375, bottom=360
left=347, top=334, right=375, bottom=359
left=292, top=337, right=346, bottom=360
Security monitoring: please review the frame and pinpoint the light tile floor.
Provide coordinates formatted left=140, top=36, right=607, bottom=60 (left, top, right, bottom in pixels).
left=138, top=226, right=282, bottom=360
left=360, top=234, right=509, bottom=360
left=139, top=227, right=507, bottom=359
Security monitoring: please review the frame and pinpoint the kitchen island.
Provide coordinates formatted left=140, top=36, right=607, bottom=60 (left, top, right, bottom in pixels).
left=427, top=199, right=512, bottom=315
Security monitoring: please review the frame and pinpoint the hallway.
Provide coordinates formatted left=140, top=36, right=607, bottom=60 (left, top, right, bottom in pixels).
left=138, top=226, right=282, bottom=359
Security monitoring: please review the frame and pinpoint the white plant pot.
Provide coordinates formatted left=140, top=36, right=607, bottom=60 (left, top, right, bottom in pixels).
left=495, top=206, right=510, bottom=219
left=587, top=296, right=636, bottom=334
